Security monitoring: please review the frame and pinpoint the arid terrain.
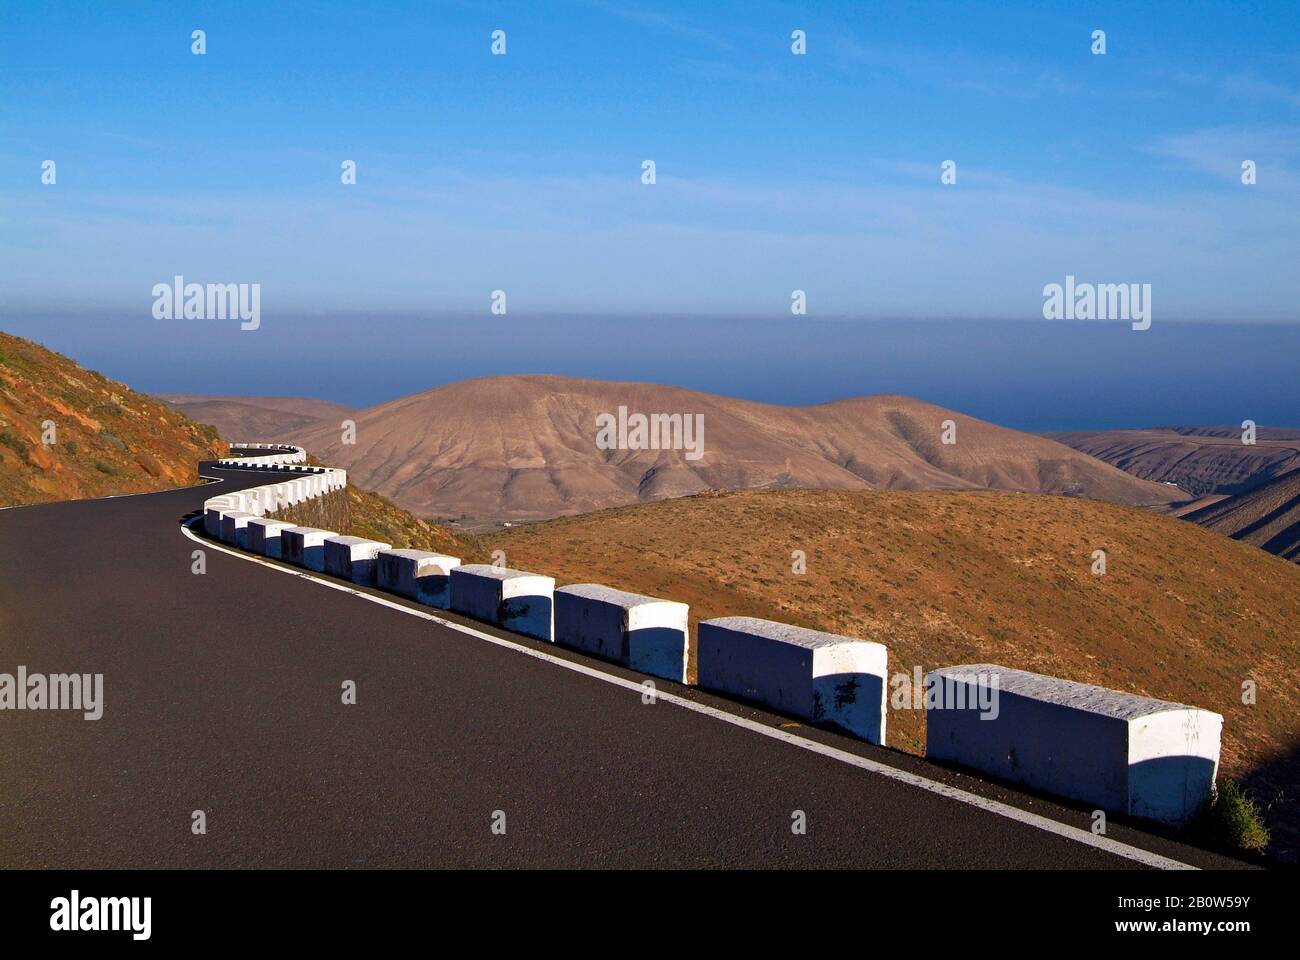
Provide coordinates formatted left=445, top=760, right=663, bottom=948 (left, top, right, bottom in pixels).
left=482, top=487, right=1300, bottom=858
left=159, top=394, right=355, bottom=441
left=1050, top=426, right=1300, bottom=497
left=9, top=336, right=1297, bottom=856
left=0, top=332, right=226, bottom=506
left=210, top=375, right=1181, bottom=524
left=1184, top=468, right=1300, bottom=562
left=1050, top=426, right=1300, bottom=564
left=0, top=335, right=465, bottom=552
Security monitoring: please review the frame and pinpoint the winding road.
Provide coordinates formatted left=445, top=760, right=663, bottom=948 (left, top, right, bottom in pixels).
left=0, top=460, right=1248, bottom=869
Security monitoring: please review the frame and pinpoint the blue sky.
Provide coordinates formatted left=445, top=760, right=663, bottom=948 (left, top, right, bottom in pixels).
left=1, top=2, right=1298, bottom=427
left=3, top=0, right=1298, bottom=318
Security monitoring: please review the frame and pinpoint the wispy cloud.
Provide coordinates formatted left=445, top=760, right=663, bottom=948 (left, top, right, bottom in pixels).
left=826, top=35, right=1081, bottom=99
left=583, top=0, right=735, bottom=53
left=1145, top=124, right=1300, bottom=188
left=1222, top=73, right=1300, bottom=108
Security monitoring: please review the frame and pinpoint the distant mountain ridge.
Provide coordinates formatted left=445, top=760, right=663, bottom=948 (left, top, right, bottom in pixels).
left=157, top=394, right=354, bottom=441
left=192, top=374, right=1183, bottom=523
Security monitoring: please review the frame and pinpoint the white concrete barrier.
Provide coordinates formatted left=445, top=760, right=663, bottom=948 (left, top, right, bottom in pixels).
left=924, top=664, right=1222, bottom=825
left=697, top=617, right=888, bottom=744
left=377, top=549, right=461, bottom=608
left=246, top=518, right=296, bottom=558
left=324, top=536, right=392, bottom=585
left=202, top=442, right=346, bottom=533
left=204, top=506, right=229, bottom=537
left=224, top=442, right=307, bottom=465
left=450, top=565, right=554, bottom=642
left=554, top=584, right=689, bottom=683
left=281, top=527, right=338, bottom=572
left=219, top=510, right=257, bottom=548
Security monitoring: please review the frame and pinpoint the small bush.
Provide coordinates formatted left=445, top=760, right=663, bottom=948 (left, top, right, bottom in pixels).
left=1205, top=780, right=1270, bottom=851
left=0, top=430, right=30, bottom=464
left=91, top=459, right=121, bottom=476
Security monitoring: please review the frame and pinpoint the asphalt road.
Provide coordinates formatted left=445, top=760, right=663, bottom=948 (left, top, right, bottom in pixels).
left=0, top=464, right=1250, bottom=869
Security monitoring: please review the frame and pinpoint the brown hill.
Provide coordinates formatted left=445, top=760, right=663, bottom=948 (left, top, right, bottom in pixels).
left=1049, top=426, right=1300, bottom=497
left=157, top=394, right=354, bottom=442
left=482, top=487, right=1300, bottom=857
left=287, top=375, right=1181, bottom=523
left=1185, top=468, right=1300, bottom=562
left=0, top=331, right=226, bottom=506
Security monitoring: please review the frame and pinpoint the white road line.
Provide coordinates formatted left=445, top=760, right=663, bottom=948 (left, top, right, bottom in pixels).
left=181, top=519, right=1199, bottom=871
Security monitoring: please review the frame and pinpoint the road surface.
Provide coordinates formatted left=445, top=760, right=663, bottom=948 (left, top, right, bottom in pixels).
left=0, top=463, right=1248, bottom=869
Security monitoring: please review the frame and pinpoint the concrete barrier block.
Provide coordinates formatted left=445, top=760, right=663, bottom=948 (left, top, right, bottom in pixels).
left=263, top=484, right=285, bottom=512
left=377, top=549, right=462, bottom=608
left=246, top=518, right=296, bottom=558
left=281, top=527, right=338, bottom=572
left=554, top=584, right=689, bottom=682
left=450, top=564, right=555, bottom=641
left=924, top=664, right=1222, bottom=825
left=219, top=510, right=257, bottom=548
left=324, top=535, right=392, bottom=585
left=697, top=617, right=887, bottom=744
left=204, top=506, right=227, bottom=537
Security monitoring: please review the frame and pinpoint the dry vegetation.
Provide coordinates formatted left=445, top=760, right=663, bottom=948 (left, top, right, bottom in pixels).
left=0, top=331, right=226, bottom=506
left=482, top=487, right=1300, bottom=856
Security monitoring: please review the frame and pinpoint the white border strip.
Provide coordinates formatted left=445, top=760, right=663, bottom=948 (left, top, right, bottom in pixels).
left=181, top=519, right=1199, bottom=871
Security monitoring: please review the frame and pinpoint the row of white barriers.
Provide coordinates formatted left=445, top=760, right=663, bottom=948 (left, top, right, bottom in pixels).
left=199, top=442, right=1224, bottom=827
left=202, top=443, right=346, bottom=534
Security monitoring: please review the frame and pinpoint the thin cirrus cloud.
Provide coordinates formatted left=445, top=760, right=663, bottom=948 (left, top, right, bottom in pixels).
left=3, top=150, right=1296, bottom=321
left=1144, top=124, right=1300, bottom=188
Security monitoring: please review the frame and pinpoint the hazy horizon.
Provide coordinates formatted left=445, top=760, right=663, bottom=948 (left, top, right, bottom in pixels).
left=4, top=310, right=1297, bottom=433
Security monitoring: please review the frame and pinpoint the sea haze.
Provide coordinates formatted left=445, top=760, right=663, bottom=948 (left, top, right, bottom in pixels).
left=3, top=310, right=1297, bottom=433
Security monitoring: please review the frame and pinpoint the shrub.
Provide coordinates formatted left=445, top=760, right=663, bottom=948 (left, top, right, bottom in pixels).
left=1204, top=779, right=1270, bottom=851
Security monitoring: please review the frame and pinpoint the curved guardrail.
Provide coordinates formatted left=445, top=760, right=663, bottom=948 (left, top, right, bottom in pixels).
left=202, top=442, right=346, bottom=531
